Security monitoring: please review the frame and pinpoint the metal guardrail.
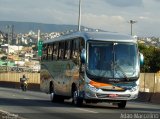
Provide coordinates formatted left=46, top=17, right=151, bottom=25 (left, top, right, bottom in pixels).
left=0, top=66, right=38, bottom=73
left=0, top=72, right=40, bottom=84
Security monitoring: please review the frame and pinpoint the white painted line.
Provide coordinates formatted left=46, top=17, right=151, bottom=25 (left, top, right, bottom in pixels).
left=23, top=97, right=30, bottom=99
left=75, top=108, right=98, bottom=113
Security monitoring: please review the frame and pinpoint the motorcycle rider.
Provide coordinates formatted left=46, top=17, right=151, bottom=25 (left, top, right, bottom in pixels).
left=20, top=74, right=28, bottom=91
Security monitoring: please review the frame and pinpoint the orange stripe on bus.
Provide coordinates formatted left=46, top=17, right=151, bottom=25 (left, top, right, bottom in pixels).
left=89, top=80, right=112, bottom=88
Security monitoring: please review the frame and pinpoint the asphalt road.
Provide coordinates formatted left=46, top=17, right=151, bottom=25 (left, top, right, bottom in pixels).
left=0, top=87, right=160, bottom=119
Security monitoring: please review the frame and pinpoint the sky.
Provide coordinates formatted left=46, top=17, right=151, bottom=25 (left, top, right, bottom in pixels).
left=0, top=0, right=160, bottom=37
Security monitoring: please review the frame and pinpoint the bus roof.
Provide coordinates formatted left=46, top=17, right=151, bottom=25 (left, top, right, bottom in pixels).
left=43, top=31, right=137, bottom=44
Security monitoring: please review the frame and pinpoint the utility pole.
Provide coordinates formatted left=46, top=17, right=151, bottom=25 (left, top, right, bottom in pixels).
left=78, top=0, right=82, bottom=31
left=6, top=25, right=10, bottom=76
left=129, top=20, right=137, bottom=36
left=38, top=30, right=40, bottom=43
left=6, top=25, right=10, bottom=69
left=11, top=25, right=14, bottom=44
left=6, top=25, right=14, bottom=72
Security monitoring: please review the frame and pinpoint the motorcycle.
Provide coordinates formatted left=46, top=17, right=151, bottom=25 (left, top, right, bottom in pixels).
left=20, top=78, right=28, bottom=91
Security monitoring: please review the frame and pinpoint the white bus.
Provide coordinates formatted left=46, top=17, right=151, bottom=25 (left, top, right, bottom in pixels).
left=40, top=31, right=144, bottom=108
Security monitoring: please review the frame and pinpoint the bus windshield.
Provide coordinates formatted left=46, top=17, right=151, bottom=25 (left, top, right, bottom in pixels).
left=87, top=41, right=139, bottom=81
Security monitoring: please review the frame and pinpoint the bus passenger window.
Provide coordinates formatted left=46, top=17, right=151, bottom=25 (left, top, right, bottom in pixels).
left=53, top=43, right=58, bottom=60
left=72, top=39, right=80, bottom=65
left=46, top=44, right=49, bottom=60
left=51, top=43, right=54, bottom=60
left=58, top=42, right=65, bottom=60
left=65, top=41, right=71, bottom=59
left=80, top=38, right=85, bottom=50
left=48, top=44, right=53, bottom=60
left=70, top=40, right=73, bottom=59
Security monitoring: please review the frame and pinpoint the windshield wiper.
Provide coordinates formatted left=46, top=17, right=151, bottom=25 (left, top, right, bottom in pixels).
left=114, top=63, right=129, bottom=81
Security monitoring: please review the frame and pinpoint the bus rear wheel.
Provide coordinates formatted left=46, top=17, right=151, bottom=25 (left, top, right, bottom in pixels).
left=118, top=100, right=127, bottom=109
left=50, top=83, right=58, bottom=102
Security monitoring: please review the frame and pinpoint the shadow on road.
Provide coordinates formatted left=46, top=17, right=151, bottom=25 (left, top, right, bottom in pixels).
left=82, top=103, right=160, bottom=112
left=0, top=97, right=160, bottom=112
left=0, top=97, right=73, bottom=108
left=0, top=86, right=160, bottom=113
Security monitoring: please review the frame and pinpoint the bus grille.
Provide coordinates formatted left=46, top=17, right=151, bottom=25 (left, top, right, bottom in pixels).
left=101, top=89, right=126, bottom=92
left=96, top=93, right=131, bottom=98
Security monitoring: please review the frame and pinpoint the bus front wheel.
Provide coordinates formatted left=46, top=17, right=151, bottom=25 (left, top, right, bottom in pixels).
left=72, top=90, right=83, bottom=106
left=118, top=100, right=127, bottom=109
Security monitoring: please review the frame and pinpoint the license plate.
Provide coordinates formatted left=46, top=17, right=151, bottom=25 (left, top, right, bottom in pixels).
left=109, top=94, right=118, bottom=98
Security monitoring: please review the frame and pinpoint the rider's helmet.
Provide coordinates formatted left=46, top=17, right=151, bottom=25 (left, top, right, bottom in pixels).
left=23, top=74, right=26, bottom=78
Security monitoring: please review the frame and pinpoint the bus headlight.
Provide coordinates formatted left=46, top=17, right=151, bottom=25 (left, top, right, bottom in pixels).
left=130, top=86, right=138, bottom=92
left=87, top=84, right=99, bottom=92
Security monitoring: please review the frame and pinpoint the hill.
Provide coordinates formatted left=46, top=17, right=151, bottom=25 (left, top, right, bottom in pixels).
left=0, top=21, right=103, bottom=33
left=0, top=21, right=78, bottom=33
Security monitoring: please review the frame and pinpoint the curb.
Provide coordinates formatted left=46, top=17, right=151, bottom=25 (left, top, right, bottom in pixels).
left=0, top=110, right=25, bottom=119
left=150, top=93, right=160, bottom=104
left=137, top=92, right=153, bottom=102
left=137, top=92, right=160, bottom=104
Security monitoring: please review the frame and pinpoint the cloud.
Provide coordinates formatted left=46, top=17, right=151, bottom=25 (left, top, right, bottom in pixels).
left=0, top=0, right=79, bottom=24
left=138, top=16, right=149, bottom=20
left=0, top=0, right=160, bottom=37
left=154, top=0, right=160, bottom=2
left=82, top=14, right=127, bottom=32
left=105, top=0, right=143, bottom=7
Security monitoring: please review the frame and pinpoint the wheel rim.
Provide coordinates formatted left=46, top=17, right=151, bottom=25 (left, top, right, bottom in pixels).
left=50, top=83, right=54, bottom=101
left=73, top=91, right=78, bottom=104
left=50, top=92, right=54, bottom=101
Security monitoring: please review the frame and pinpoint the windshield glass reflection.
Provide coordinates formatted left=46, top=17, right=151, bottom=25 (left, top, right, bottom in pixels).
left=87, top=42, right=139, bottom=79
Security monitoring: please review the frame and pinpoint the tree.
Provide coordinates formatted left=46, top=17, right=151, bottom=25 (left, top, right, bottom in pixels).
left=1, top=56, right=7, bottom=61
left=138, top=43, right=160, bottom=73
left=151, top=48, right=160, bottom=72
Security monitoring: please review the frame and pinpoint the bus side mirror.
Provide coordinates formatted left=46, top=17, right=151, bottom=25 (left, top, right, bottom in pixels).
left=139, top=53, right=144, bottom=66
left=80, top=49, right=86, bottom=64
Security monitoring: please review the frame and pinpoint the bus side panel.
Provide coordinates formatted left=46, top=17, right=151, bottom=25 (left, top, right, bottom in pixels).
left=40, top=60, right=83, bottom=97
left=40, top=66, right=51, bottom=94
left=53, top=60, right=77, bottom=97
left=40, top=60, right=74, bottom=96
left=40, top=61, right=61, bottom=95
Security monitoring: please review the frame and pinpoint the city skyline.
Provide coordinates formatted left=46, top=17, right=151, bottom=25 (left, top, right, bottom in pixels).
left=0, top=0, right=160, bottom=37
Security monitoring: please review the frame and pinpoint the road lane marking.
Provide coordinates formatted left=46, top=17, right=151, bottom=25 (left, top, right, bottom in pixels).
left=23, top=97, right=30, bottom=99
left=75, top=108, right=98, bottom=113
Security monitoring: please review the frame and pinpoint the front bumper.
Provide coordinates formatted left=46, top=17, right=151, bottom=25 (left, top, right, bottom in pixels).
left=83, top=84, right=139, bottom=101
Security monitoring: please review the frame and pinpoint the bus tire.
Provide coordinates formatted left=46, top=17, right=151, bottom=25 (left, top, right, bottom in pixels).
left=50, top=82, right=57, bottom=102
left=58, top=96, right=64, bottom=103
left=85, top=100, right=91, bottom=104
left=72, top=89, right=83, bottom=106
left=118, top=100, right=127, bottom=109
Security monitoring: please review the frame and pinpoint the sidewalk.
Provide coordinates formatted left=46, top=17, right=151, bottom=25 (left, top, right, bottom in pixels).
left=137, top=92, right=160, bottom=104
left=0, top=110, right=25, bottom=119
